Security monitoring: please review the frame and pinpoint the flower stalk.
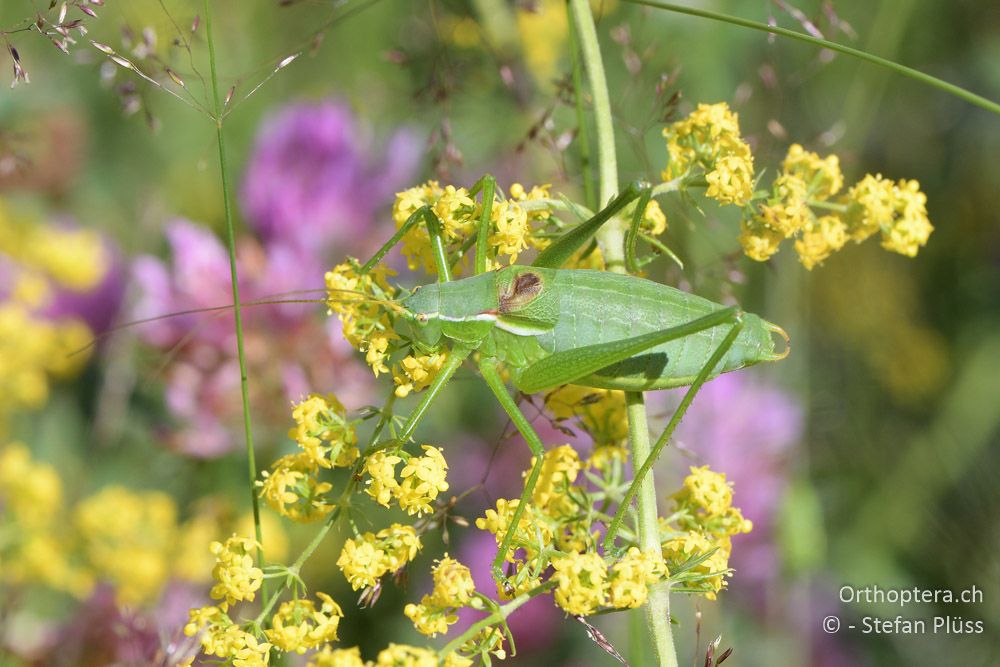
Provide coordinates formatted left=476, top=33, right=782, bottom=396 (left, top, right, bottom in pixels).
left=201, top=0, right=266, bottom=573
left=567, top=1, right=679, bottom=664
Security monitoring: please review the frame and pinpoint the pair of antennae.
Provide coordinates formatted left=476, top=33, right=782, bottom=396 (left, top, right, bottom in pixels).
left=77, top=286, right=404, bottom=354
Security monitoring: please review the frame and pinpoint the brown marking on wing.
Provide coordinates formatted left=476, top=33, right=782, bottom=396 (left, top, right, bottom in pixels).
left=498, top=271, right=544, bottom=314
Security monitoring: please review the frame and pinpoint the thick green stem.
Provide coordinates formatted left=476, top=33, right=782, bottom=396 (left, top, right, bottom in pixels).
left=626, top=394, right=677, bottom=667
left=568, top=2, right=678, bottom=665
left=568, top=0, right=626, bottom=271
left=567, top=3, right=597, bottom=211
left=201, top=0, right=265, bottom=571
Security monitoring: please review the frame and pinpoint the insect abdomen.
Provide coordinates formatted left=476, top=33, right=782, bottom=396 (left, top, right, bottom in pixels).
left=539, top=270, right=777, bottom=391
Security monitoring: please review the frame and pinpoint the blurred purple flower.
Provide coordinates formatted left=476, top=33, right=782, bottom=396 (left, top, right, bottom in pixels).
left=240, top=99, right=421, bottom=255
left=132, top=219, right=373, bottom=458
left=673, top=372, right=803, bottom=593
left=38, top=582, right=203, bottom=666
left=44, top=237, right=126, bottom=335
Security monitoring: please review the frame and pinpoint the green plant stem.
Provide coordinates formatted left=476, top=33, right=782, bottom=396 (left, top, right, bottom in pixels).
left=201, top=0, right=266, bottom=573
left=567, top=2, right=597, bottom=211
left=624, top=0, right=1000, bottom=118
left=568, top=0, right=620, bottom=247
left=568, top=2, right=678, bottom=665
left=626, top=393, right=677, bottom=667
left=439, top=583, right=556, bottom=657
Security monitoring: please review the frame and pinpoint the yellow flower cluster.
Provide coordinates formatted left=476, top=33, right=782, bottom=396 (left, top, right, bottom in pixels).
left=550, top=547, right=664, bottom=616
left=309, top=646, right=367, bottom=667
left=393, top=352, right=448, bottom=398
left=404, top=555, right=477, bottom=637
left=291, top=394, right=360, bottom=469
left=258, top=452, right=334, bottom=523
left=307, top=644, right=472, bottom=667
left=2, top=445, right=292, bottom=609
left=662, top=102, right=755, bottom=206
left=476, top=443, right=669, bottom=613
left=173, top=506, right=288, bottom=583
left=550, top=551, right=607, bottom=615
left=0, top=201, right=110, bottom=431
left=364, top=445, right=450, bottom=516
left=0, top=200, right=108, bottom=292
left=325, top=260, right=398, bottom=371
left=660, top=465, right=752, bottom=600
left=544, top=385, right=629, bottom=453
left=208, top=535, right=263, bottom=605
left=258, top=394, right=360, bottom=523
left=75, top=485, right=178, bottom=605
left=739, top=145, right=932, bottom=268
left=0, top=443, right=92, bottom=596
left=477, top=444, right=598, bottom=579
left=391, top=180, right=553, bottom=275
left=265, top=593, right=344, bottom=653
left=640, top=199, right=669, bottom=236
left=336, top=523, right=422, bottom=591
left=0, top=303, right=92, bottom=432
left=184, top=605, right=271, bottom=666
left=326, top=262, right=450, bottom=400
left=846, top=175, right=933, bottom=257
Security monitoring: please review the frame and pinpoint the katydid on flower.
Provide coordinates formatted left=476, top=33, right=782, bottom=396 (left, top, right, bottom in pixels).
left=349, top=175, right=790, bottom=591
left=110, top=175, right=789, bottom=593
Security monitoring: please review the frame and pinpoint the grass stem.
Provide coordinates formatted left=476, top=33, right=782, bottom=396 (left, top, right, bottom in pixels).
left=201, top=0, right=266, bottom=575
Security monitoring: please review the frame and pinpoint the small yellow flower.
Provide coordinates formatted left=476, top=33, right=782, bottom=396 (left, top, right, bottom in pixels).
left=705, top=154, right=755, bottom=206
left=364, top=450, right=402, bottom=508
left=490, top=199, right=530, bottom=263
left=530, top=444, right=581, bottom=517
left=794, top=215, right=848, bottom=269
left=842, top=173, right=895, bottom=242
left=257, top=453, right=334, bottom=523
left=308, top=646, right=366, bottom=667
left=393, top=352, right=448, bottom=398
left=662, top=102, right=752, bottom=194
left=880, top=179, right=932, bottom=257
left=265, top=592, right=344, bottom=654
left=231, top=631, right=272, bottom=667
left=662, top=531, right=731, bottom=600
left=427, top=555, right=476, bottom=608
left=476, top=498, right=551, bottom=563
left=337, top=524, right=422, bottom=591
left=640, top=199, right=668, bottom=236
left=608, top=548, right=665, bottom=609
left=209, top=535, right=263, bottom=605
left=397, top=445, right=450, bottom=516
left=544, top=385, right=628, bottom=447
left=550, top=551, right=608, bottom=616
left=0, top=442, right=63, bottom=527
left=403, top=601, right=452, bottom=637
left=184, top=604, right=238, bottom=657
left=373, top=643, right=439, bottom=667
left=679, top=465, right=733, bottom=517
left=782, top=144, right=843, bottom=201
left=337, top=533, right=385, bottom=591
left=291, top=393, right=359, bottom=468
left=738, top=216, right=785, bottom=262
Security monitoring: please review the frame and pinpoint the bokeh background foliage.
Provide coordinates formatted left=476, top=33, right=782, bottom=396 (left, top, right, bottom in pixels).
left=1, top=0, right=998, bottom=665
